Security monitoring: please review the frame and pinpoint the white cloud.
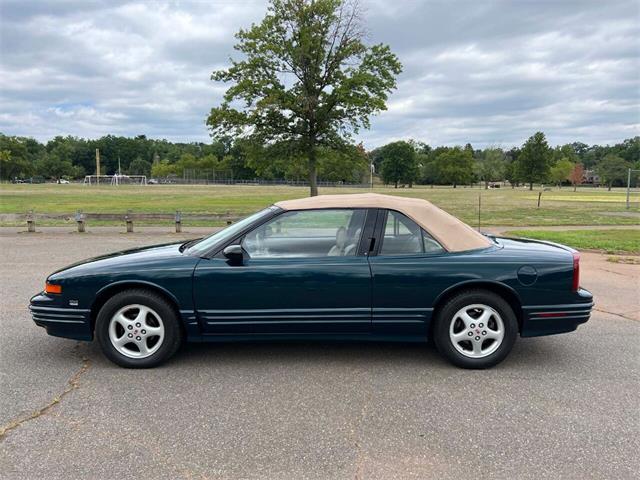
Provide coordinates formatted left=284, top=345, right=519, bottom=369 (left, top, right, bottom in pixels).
left=0, top=0, right=638, bottom=148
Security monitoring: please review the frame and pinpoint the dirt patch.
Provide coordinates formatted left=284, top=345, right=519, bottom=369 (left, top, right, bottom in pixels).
left=607, top=256, right=640, bottom=265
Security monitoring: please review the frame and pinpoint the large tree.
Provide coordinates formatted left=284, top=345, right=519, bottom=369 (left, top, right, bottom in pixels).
left=610, top=136, right=639, bottom=165
left=0, top=135, right=34, bottom=180
left=597, top=154, right=630, bottom=191
left=549, top=158, right=574, bottom=188
left=128, top=157, right=152, bottom=176
left=435, top=146, right=474, bottom=188
left=568, top=163, right=584, bottom=192
left=517, top=132, right=552, bottom=190
left=36, top=154, right=75, bottom=180
left=552, top=144, right=578, bottom=164
left=207, top=0, right=402, bottom=196
left=475, top=147, right=505, bottom=189
left=378, top=141, right=418, bottom=188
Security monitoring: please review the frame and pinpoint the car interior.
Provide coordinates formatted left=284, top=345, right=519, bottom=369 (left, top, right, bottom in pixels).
left=381, top=210, right=444, bottom=255
left=240, top=208, right=444, bottom=258
left=242, top=209, right=366, bottom=258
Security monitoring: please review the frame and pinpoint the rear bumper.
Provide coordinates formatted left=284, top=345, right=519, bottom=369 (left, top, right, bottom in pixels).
left=521, top=288, right=593, bottom=337
left=29, top=293, right=93, bottom=341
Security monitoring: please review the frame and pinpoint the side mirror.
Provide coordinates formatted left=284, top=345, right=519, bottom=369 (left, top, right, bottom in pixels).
left=223, top=244, right=245, bottom=265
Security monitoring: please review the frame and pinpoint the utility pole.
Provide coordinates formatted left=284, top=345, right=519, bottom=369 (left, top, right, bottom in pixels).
left=95, top=149, right=100, bottom=185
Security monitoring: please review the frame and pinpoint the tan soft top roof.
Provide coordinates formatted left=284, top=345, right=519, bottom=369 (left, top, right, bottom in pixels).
left=275, top=193, right=491, bottom=252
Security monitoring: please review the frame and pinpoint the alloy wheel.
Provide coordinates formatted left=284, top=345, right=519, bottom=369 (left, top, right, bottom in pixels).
left=108, top=304, right=165, bottom=359
left=448, top=303, right=505, bottom=359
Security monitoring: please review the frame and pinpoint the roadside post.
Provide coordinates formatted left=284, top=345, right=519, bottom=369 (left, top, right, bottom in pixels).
left=626, top=168, right=640, bottom=210
left=175, top=211, right=182, bottom=233
left=26, top=210, right=36, bottom=232
left=537, top=191, right=542, bottom=208
left=477, top=193, right=481, bottom=231
left=75, top=210, right=86, bottom=233
left=125, top=210, right=133, bottom=233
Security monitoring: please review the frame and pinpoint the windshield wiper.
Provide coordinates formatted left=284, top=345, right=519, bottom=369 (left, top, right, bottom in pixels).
left=179, top=238, right=201, bottom=253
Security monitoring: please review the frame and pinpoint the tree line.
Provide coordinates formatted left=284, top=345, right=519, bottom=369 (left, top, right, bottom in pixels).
left=0, top=133, right=370, bottom=184
left=373, top=134, right=639, bottom=190
left=1, top=132, right=637, bottom=190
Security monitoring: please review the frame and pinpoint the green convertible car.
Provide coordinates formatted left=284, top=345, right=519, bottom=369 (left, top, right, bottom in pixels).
left=30, top=193, right=593, bottom=369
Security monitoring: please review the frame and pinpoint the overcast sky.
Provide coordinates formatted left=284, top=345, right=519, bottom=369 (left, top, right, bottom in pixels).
left=1, top=0, right=639, bottom=148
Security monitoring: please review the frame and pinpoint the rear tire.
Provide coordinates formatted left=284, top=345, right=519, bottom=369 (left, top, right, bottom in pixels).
left=433, top=289, right=517, bottom=369
left=95, top=289, right=182, bottom=368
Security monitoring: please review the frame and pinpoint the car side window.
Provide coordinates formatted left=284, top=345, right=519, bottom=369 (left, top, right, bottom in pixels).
left=242, top=209, right=366, bottom=258
left=422, top=229, right=445, bottom=254
left=380, top=210, right=444, bottom=255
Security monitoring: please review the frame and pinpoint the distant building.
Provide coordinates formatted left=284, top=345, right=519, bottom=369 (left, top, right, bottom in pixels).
left=583, top=169, right=600, bottom=185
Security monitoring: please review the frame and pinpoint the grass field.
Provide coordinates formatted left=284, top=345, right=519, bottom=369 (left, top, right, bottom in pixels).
left=506, top=229, right=640, bottom=254
left=1, top=183, right=639, bottom=227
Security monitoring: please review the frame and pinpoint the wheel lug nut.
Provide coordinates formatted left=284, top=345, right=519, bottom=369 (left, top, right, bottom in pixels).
left=479, top=323, right=484, bottom=328
left=468, top=332, right=473, bottom=336
left=475, top=336, right=481, bottom=341
left=136, top=336, right=141, bottom=341
left=127, top=333, right=133, bottom=338
left=470, top=323, right=475, bottom=328
left=141, top=329, right=146, bottom=334
left=482, top=330, right=487, bottom=335
left=127, top=325, right=133, bottom=330
left=135, top=322, right=141, bottom=328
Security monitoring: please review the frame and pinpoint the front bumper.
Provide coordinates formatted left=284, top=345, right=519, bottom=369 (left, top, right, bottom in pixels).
left=29, top=293, right=93, bottom=340
left=521, top=288, right=594, bottom=337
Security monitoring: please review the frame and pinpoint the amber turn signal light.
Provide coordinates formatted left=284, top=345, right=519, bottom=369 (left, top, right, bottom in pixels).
left=45, top=283, right=62, bottom=294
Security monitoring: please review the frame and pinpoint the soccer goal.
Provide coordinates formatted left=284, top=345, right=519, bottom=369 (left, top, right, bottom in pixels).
left=83, top=175, right=148, bottom=186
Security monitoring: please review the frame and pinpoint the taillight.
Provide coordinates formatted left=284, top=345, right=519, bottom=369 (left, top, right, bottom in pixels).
left=45, top=282, right=62, bottom=294
left=572, top=252, right=580, bottom=292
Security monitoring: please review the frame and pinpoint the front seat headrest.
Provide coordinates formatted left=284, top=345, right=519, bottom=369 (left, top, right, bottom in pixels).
left=328, top=226, right=348, bottom=256
left=343, top=227, right=362, bottom=256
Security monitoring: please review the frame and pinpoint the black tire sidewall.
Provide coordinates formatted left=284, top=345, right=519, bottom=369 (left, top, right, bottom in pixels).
left=95, top=290, right=181, bottom=368
left=434, top=290, right=518, bottom=369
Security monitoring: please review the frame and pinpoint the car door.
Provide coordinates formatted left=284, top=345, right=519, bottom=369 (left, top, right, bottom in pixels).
left=367, top=209, right=449, bottom=337
left=193, top=208, right=375, bottom=336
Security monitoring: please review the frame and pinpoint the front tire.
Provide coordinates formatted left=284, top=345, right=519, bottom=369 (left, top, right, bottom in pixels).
left=95, top=289, right=182, bottom=368
left=433, top=290, right=518, bottom=369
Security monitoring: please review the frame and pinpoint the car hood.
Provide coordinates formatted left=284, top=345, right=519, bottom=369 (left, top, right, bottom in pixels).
left=48, top=241, right=189, bottom=279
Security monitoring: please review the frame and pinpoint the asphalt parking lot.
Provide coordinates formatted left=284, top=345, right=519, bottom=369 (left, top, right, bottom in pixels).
left=1, top=227, right=639, bottom=479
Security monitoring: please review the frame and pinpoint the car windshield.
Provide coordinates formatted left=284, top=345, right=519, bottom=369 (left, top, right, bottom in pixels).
left=185, top=206, right=278, bottom=256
